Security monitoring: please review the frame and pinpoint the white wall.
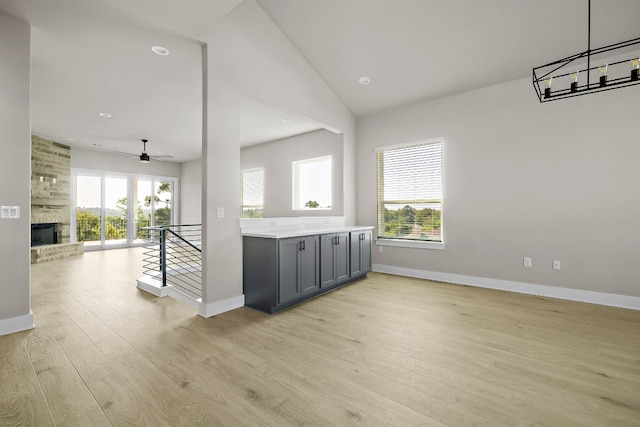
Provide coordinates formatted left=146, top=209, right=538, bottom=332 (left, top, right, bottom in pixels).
left=241, top=129, right=343, bottom=217
left=0, top=12, right=32, bottom=335
left=357, top=77, right=640, bottom=299
left=180, top=158, right=202, bottom=224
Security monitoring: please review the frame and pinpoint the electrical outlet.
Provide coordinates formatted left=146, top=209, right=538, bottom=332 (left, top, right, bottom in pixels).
left=377, top=245, right=383, bottom=253
left=523, top=257, right=532, bottom=267
left=553, top=260, right=561, bottom=270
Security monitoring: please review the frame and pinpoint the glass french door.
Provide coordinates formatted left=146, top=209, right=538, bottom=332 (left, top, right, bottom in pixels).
left=133, top=179, right=153, bottom=244
left=104, top=177, right=128, bottom=247
left=75, top=175, right=102, bottom=249
left=73, top=172, right=175, bottom=250
left=154, top=181, right=173, bottom=226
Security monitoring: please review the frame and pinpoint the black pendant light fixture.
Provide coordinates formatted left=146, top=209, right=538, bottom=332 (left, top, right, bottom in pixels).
left=533, top=0, right=640, bottom=102
left=140, top=139, right=150, bottom=163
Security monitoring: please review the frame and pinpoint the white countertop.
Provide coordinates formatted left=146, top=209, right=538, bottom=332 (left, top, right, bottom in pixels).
left=242, top=225, right=374, bottom=239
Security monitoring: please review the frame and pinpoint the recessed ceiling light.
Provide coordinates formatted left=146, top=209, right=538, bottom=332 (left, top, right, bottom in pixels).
left=358, top=76, right=371, bottom=85
left=151, top=45, right=170, bottom=56
left=282, top=119, right=292, bottom=124
left=98, top=112, right=111, bottom=118
left=67, top=137, right=77, bottom=142
left=92, top=143, right=104, bottom=147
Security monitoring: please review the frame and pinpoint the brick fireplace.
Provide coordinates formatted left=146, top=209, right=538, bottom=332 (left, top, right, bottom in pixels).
left=30, top=135, right=83, bottom=263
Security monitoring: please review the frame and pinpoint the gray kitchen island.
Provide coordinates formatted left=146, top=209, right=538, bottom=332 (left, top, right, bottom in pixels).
left=242, top=225, right=373, bottom=313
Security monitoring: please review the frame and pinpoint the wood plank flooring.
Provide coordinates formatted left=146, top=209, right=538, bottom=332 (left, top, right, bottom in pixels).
left=1, top=247, right=639, bottom=426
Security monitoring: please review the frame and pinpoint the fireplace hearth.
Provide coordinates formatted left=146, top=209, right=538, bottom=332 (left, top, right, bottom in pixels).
left=31, top=223, right=58, bottom=247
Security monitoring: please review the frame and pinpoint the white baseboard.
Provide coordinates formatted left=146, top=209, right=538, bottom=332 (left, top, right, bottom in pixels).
left=136, top=276, right=172, bottom=297
left=372, top=264, right=640, bottom=311
left=199, top=294, right=245, bottom=318
left=137, top=276, right=202, bottom=309
left=0, top=311, right=34, bottom=336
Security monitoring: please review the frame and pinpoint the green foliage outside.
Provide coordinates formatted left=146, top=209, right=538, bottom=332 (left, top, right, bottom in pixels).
left=76, top=210, right=102, bottom=241
left=115, top=197, right=151, bottom=240
left=305, top=200, right=320, bottom=208
left=243, top=208, right=263, bottom=218
left=76, top=210, right=130, bottom=241
left=146, top=182, right=172, bottom=226
left=382, top=205, right=441, bottom=240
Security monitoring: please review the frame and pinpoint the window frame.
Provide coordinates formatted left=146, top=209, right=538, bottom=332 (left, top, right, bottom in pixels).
left=241, top=167, right=265, bottom=219
left=375, top=139, right=444, bottom=250
left=292, top=155, right=332, bottom=211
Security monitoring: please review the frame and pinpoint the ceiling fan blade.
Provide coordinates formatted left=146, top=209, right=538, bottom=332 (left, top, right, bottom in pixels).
left=113, top=150, right=139, bottom=158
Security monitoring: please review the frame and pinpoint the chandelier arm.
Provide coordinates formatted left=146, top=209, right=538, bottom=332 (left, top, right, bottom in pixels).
left=534, top=55, right=585, bottom=82
left=590, top=37, right=640, bottom=55
left=534, top=50, right=588, bottom=73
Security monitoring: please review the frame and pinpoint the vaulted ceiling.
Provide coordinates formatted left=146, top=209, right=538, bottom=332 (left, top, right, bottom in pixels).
left=1, top=0, right=638, bottom=162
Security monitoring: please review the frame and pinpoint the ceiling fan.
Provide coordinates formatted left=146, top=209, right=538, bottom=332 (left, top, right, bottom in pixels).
left=114, top=139, right=173, bottom=163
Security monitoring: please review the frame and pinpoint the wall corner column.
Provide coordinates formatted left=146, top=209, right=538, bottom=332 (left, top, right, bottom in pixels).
left=199, top=43, right=244, bottom=317
left=0, top=12, right=33, bottom=336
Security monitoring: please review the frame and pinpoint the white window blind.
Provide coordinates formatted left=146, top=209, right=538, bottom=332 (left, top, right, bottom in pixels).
left=376, top=141, right=442, bottom=242
left=241, top=168, right=264, bottom=218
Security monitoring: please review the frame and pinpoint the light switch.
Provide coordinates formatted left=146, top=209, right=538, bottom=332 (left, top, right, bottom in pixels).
left=1, top=206, right=20, bottom=219
left=216, top=207, right=224, bottom=218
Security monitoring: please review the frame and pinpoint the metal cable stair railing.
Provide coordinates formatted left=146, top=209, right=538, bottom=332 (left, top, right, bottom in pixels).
left=139, top=224, right=202, bottom=304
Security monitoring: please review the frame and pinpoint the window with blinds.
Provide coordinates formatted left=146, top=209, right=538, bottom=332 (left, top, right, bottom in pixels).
left=241, top=168, right=264, bottom=218
left=376, top=140, right=442, bottom=242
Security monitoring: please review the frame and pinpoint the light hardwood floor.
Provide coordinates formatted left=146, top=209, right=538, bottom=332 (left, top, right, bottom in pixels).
left=1, top=248, right=639, bottom=426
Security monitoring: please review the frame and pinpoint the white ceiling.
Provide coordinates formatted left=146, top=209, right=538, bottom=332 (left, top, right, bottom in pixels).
left=1, top=0, right=639, bottom=162
left=256, top=0, right=640, bottom=116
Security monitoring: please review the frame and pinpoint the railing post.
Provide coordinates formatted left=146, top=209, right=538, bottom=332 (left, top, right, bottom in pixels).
left=160, top=228, right=167, bottom=287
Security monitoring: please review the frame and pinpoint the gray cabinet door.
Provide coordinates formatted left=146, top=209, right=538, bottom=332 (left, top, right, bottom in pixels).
left=321, top=233, right=349, bottom=288
left=361, top=231, right=372, bottom=274
left=300, top=236, right=319, bottom=295
left=336, top=232, right=350, bottom=283
left=278, top=238, right=301, bottom=304
left=350, top=232, right=363, bottom=276
left=320, top=234, right=337, bottom=288
left=350, top=230, right=372, bottom=277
